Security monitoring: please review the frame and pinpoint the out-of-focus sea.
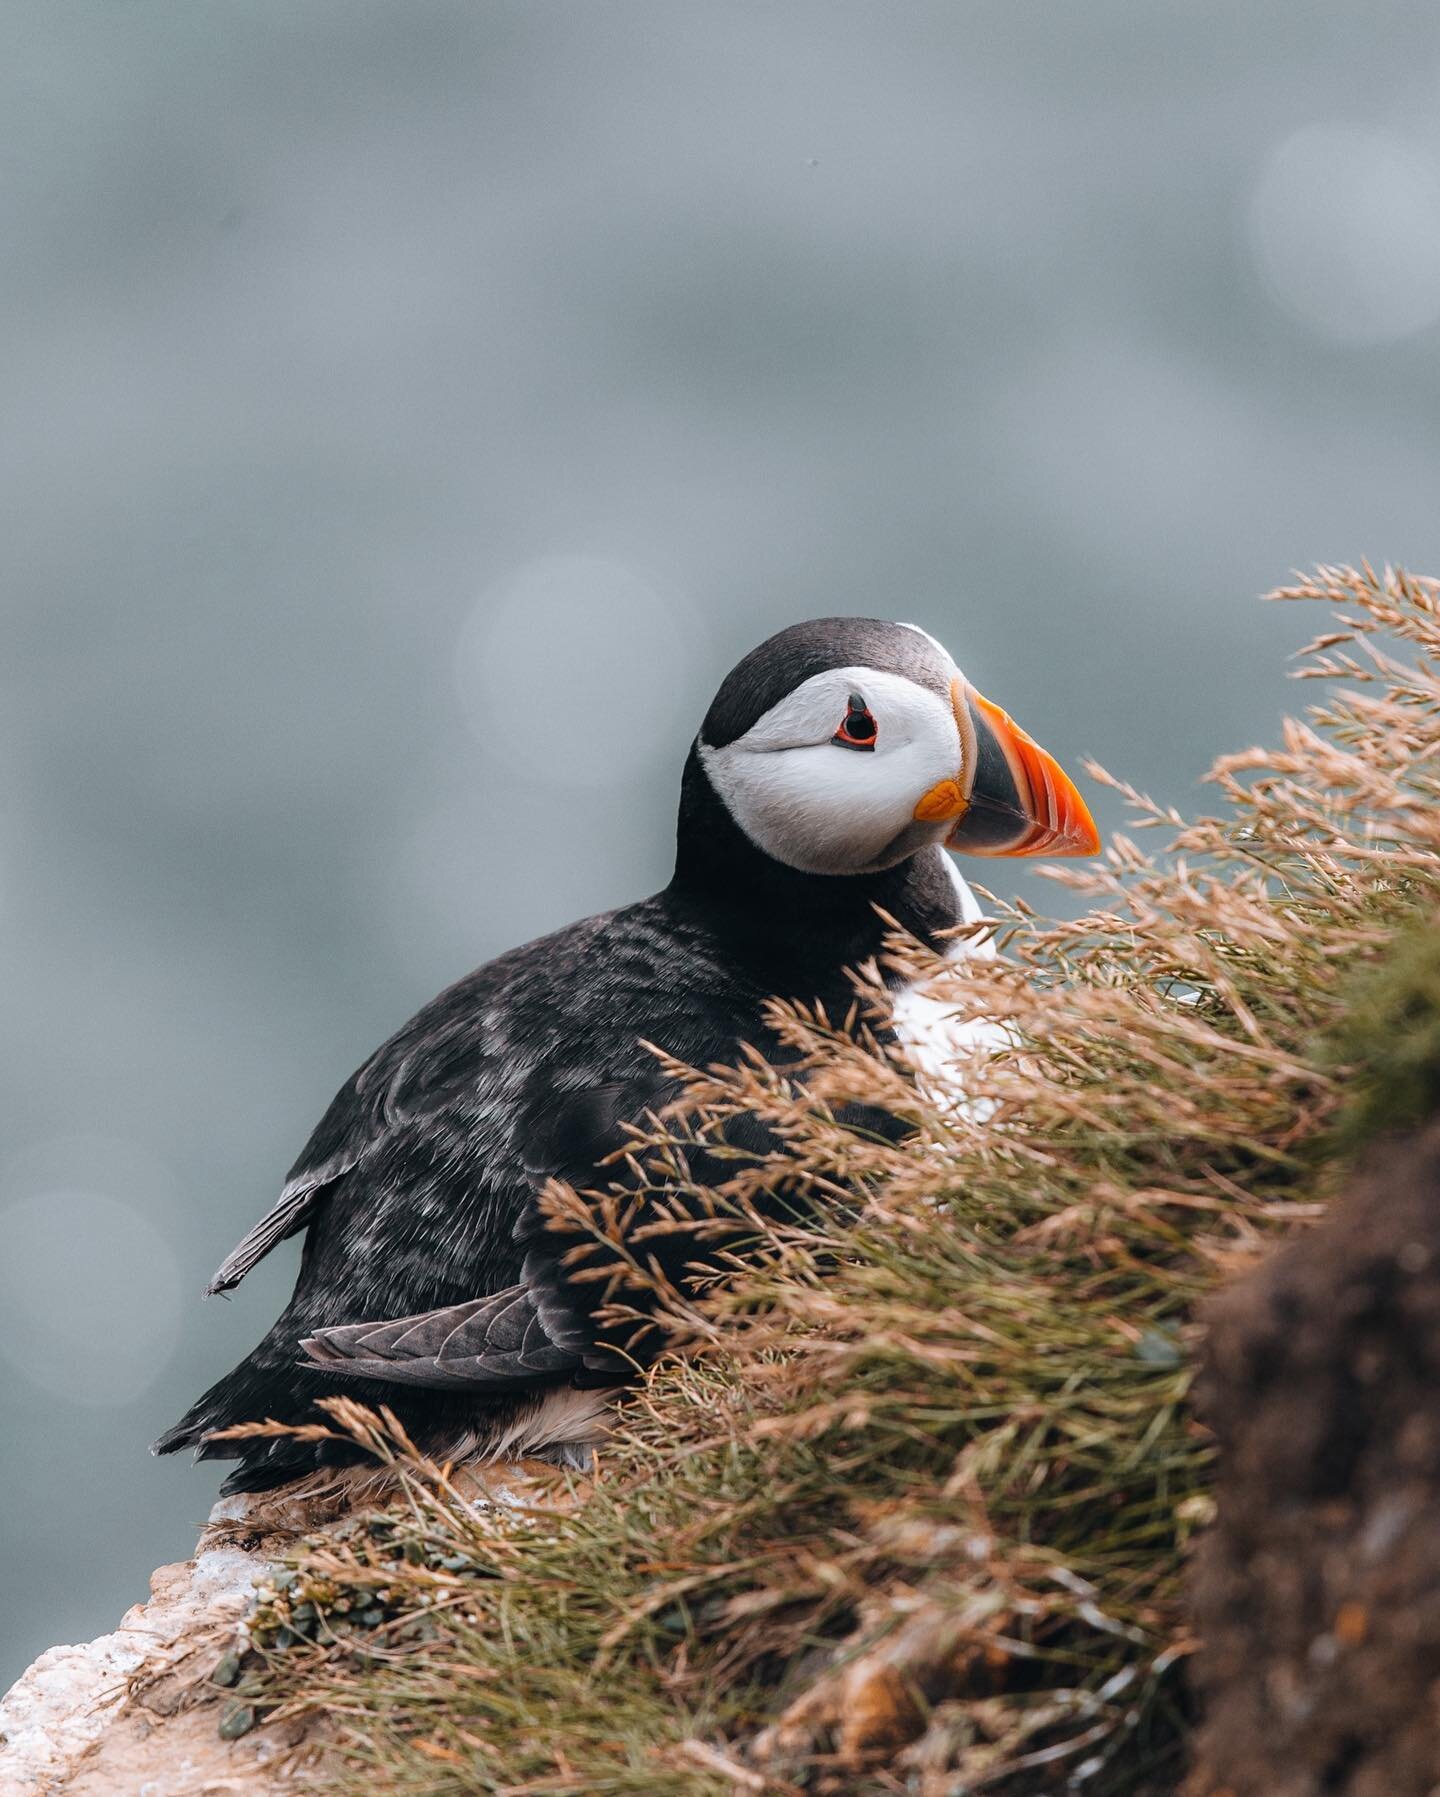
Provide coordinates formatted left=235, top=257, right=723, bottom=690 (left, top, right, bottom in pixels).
left=6, top=0, right=1440, bottom=1684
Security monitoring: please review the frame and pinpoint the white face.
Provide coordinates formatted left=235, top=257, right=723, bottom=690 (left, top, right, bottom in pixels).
left=698, top=662, right=965, bottom=875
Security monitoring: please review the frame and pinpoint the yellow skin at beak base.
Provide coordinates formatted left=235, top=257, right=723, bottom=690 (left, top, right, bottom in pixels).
left=912, top=778, right=968, bottom=823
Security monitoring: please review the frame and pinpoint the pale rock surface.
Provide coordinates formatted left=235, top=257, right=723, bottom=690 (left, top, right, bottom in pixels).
left=0, top=1464, right=556, bottom=1796
left=0, top=1512, right=293, bottom=1797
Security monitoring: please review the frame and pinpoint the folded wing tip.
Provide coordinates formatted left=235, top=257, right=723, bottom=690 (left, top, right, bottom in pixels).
left=292, top=1286, right=587, bottom=1391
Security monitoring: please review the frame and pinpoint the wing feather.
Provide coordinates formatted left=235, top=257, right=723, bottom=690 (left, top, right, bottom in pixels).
left=205, top=1181, right=330, bottom=1296
left=298, top=1284, right=581, bottom=1390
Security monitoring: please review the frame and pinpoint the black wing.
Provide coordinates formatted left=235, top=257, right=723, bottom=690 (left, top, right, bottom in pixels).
left=300, top=1285, right=595, bottom=1389
left=292, top=1075, right=665, bottom=1392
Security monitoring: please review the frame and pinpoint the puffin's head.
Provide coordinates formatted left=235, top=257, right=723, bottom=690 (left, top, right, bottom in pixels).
left=696, top=617, right=1100, bottom=877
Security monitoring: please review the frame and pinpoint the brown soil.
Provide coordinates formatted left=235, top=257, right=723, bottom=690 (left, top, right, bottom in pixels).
left=1186, top=1118, right=1440, bottom=1797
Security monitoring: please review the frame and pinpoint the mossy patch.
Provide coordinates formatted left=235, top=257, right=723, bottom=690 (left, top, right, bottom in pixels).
left=1328, top=915, right=1440, bottom=1157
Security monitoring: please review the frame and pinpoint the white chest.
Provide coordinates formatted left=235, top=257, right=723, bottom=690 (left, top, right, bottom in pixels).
left=889, top=862, right=1006, bottom=1091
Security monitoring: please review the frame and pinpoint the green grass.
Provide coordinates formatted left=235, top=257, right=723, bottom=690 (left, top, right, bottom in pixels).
left=232, top=565, right=1440, bottom=1793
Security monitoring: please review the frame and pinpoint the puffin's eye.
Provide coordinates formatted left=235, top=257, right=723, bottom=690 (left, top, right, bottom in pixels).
left=832, top=693, right=878, bottom=751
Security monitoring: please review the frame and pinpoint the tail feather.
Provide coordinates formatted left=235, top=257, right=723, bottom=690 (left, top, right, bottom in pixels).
left=153, top=1323, right=542, bottom=1495
left=152, top=1348, right=291, bottom=1463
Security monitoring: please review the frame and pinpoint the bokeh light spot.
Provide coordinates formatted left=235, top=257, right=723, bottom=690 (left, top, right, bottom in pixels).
left=0, top=1190, right=183, bottom=1407
left=1249, top=125, right=1440, bottom=344
left=454, top=556, right=702, bottom=790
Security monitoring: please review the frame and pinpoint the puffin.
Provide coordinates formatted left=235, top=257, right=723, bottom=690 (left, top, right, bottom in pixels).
left=156, top=618, right=1098, bottom=1493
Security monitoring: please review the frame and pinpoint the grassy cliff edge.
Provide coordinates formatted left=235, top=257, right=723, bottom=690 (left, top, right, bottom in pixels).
left=228, top=566, right=1440, bottom=1794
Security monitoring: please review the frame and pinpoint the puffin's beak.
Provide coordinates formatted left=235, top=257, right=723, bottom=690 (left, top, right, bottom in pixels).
left=913, top=677, right=1101, bottom=858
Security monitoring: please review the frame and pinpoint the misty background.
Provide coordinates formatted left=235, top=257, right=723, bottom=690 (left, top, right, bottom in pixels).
left=6, top=0, right=1440, bottom=1686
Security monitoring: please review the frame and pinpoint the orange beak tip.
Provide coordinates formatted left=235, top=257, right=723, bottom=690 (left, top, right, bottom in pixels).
left=1068, top=815, right=1103, bottom=858
left=1056, top=785, right=1103, bottom=858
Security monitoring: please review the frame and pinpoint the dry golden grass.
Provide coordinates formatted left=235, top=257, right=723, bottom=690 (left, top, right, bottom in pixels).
left=233, top=566, right=1440, bottom=1794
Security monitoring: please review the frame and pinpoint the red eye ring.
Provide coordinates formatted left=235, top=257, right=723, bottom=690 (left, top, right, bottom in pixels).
left=832, top=693, right=878, bottom=751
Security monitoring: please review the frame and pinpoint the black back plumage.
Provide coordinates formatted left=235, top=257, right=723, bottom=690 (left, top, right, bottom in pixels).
left=157, top=622, right=965, bottom=1492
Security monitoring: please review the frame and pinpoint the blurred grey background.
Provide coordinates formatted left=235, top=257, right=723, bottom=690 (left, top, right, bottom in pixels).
left=5, top=0, right=1440, bottom=1685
